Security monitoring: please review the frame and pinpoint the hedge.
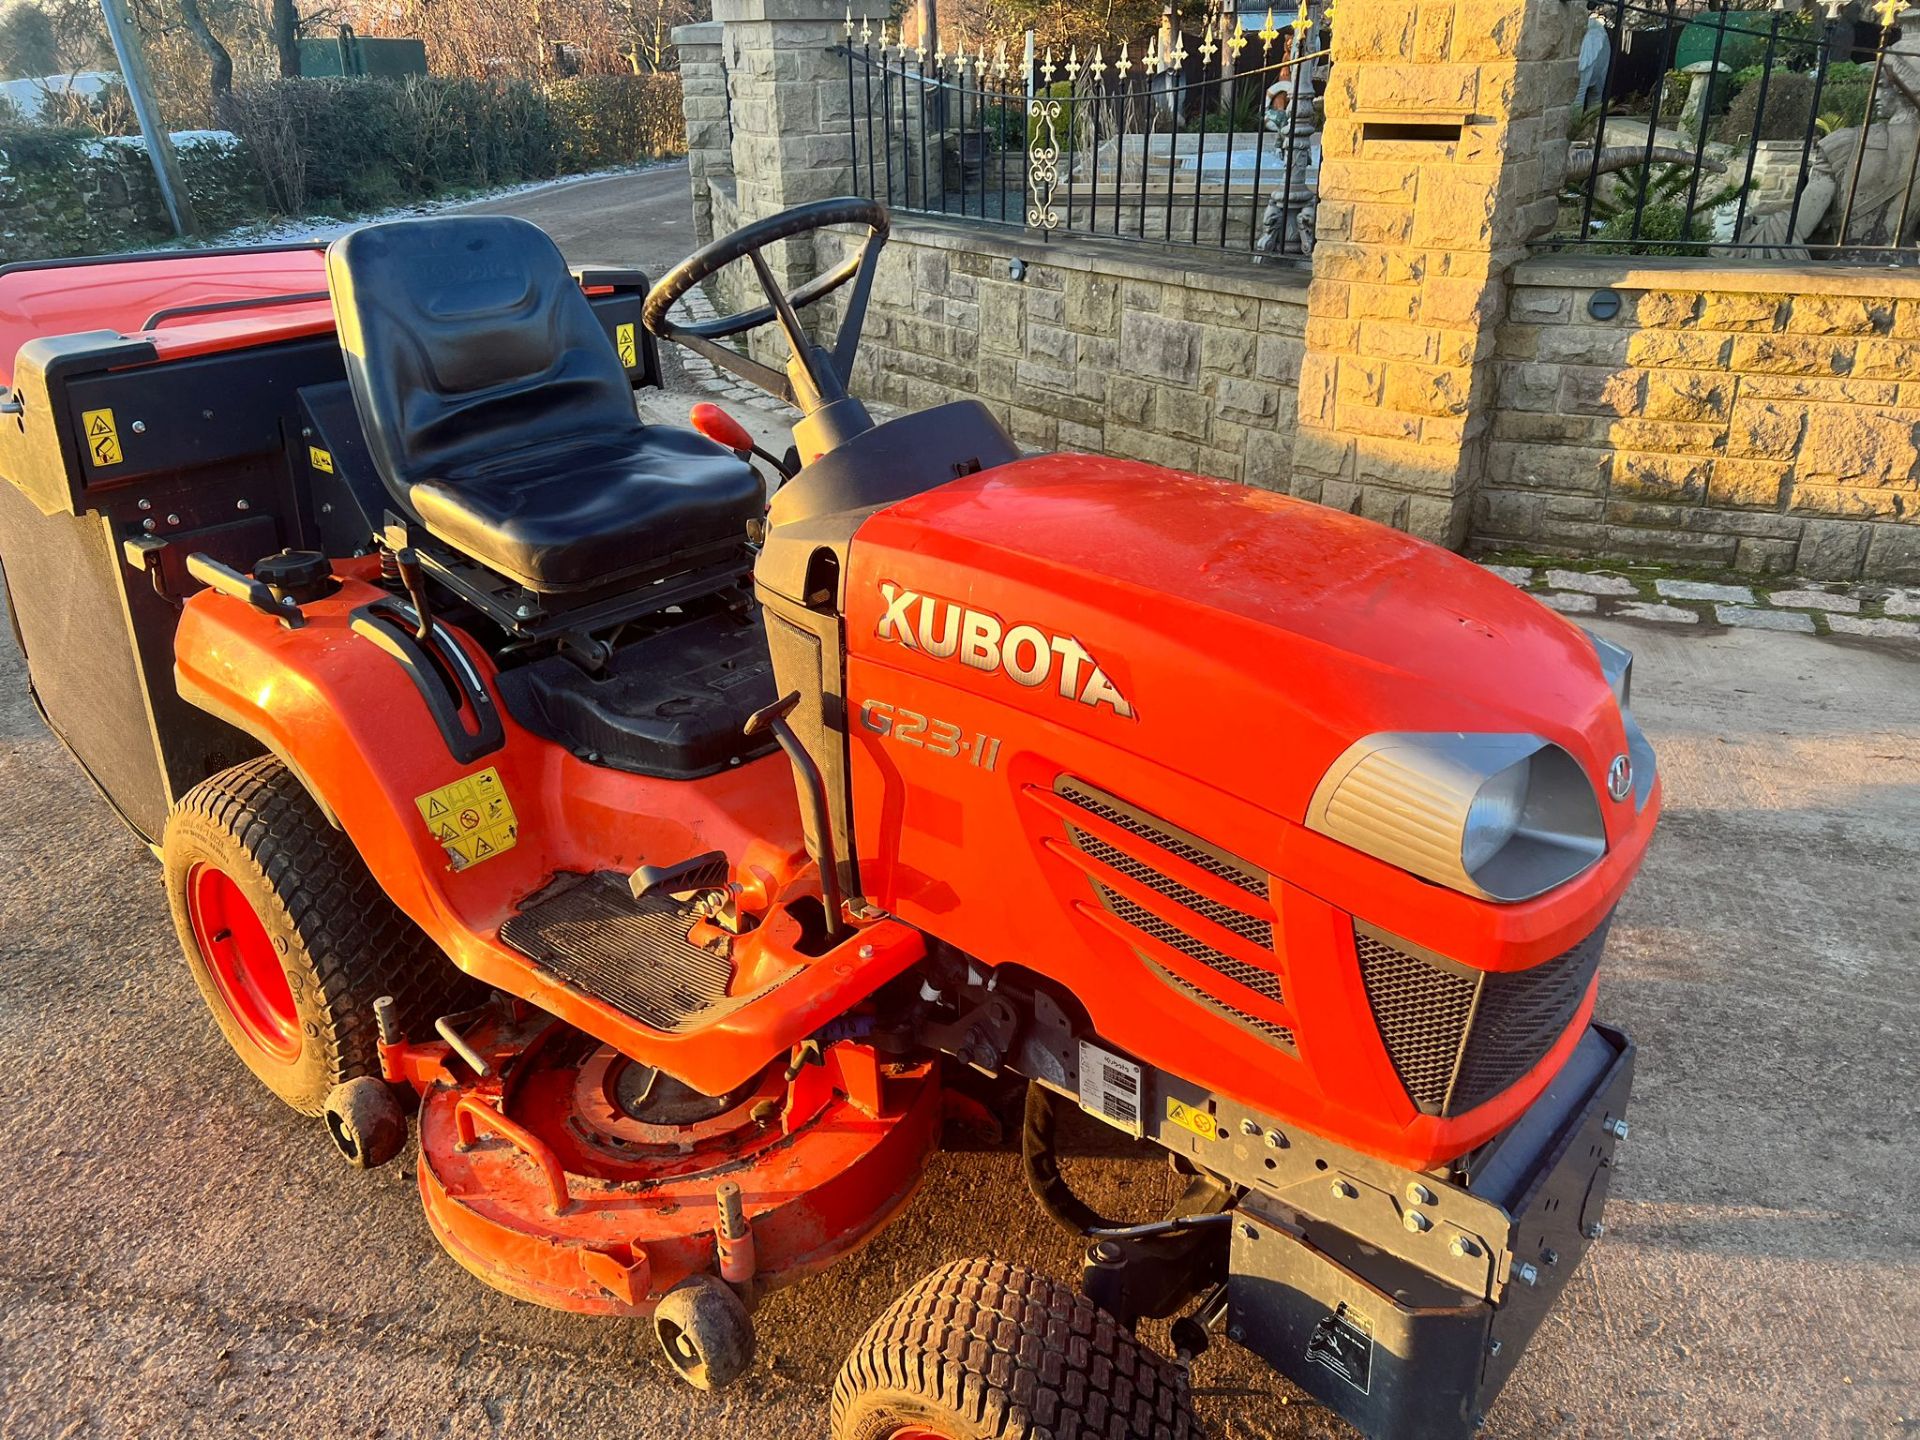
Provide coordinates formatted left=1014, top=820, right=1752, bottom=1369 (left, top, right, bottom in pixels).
left=219, top=73, right=686, bottom=217
left=0, top=128, right=262, bottom=265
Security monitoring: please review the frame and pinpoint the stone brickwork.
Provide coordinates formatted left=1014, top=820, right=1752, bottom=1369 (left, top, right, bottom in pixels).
left=814, top=221, right=1307, bottom=481
left=703, top=0, right=886, bottom=360
left=672, top=21, right=732, bottom=248
left=1485, top=259, right=1920, bottom=583
left=1290, top=0, right=1586, bottom=546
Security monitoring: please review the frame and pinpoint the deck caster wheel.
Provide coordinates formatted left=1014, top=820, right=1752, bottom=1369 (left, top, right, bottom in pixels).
left=653, top=1274, right=755, bottom=1391
left=324, top=1076, right=408, bottom=1169
left=831, top=1258, right=1201, bottom=1440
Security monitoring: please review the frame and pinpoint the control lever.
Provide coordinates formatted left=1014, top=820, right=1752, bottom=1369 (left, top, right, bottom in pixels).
left=390, top=551, right=433, bottom=641
left=690, top=403, right=795, bottom=481
left=744, top=691, right=848, bottom=942
left=379, top=522, right=434, bottom=642
left=185, top=553, right=305, bottom=629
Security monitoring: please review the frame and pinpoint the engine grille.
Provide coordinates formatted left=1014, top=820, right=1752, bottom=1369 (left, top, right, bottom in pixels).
left=1057, top=778, right=1267, bottom=898
left=1055, top=777, right=1293, bottom=1050
left=1357, top=914, right=1613, bottom=1117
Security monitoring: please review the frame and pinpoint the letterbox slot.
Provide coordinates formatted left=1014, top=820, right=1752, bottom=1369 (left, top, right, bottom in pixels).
left=1362, top=121, right=1463, bottom=145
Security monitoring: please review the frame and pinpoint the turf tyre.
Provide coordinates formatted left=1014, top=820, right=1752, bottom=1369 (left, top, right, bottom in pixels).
left=830, top=1257, right=1201, bottom=1440
left=164, top=756, right=474, bottom=1114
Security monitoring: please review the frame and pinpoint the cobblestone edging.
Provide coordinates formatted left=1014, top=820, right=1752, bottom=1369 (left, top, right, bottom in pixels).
left=667, top=281, right=803, bottom=419
left=1480, top=561, right=1920, bottom=643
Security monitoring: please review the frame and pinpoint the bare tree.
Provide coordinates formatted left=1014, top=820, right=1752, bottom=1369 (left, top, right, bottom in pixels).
left=176, top=0, right=233, bottom=100
left=267, top=0, right=298, bottom=75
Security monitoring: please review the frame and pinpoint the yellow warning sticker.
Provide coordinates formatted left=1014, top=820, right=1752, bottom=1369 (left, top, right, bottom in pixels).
left=309, top=445, right=335, bottom=474
left=414, top=766, right=518, bottom=871
left=1166, top=1098, right=1218, bottom=1142
left=615, top=321, right=638, bottom=368
left=82, top=408, right=121, bottom=467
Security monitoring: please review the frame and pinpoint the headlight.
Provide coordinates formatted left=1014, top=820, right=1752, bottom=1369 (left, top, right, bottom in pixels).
left=1586, top=631, right=1656, bottom=811
left=1306, top=733, right=1607, bottom=902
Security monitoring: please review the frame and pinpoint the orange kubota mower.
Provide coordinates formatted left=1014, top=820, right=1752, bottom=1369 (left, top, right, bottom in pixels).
left=0, top=199, right=1655, bottom=1440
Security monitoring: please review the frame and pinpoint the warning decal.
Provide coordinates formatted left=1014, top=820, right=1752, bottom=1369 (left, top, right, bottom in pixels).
left=1307, top=1304, right=1374, bottom=1395
left=1166, top=1097, right=1218, bottom=1142
left=414, top=766, right=518, bottom=871
left=82, top=408, right=121, bottom=467
left=615, top=322, right=638, bottom=368
left=309, top=445, right=335, bottom=474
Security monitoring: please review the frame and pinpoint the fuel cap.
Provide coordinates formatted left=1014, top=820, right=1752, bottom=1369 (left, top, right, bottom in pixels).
left=254, top=548, right=335, bottom=603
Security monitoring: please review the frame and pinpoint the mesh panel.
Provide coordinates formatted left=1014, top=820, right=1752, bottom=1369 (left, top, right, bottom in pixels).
left=1056, top=778, right=1267, bottom=897
left=1148, top=961, right=1296, bottom=1050
left=1356, top=917, right=1613, bottom=1116
left=1097, top=885, right=1286, bottom=1003
left=1068, top=825, right=1273, bottom=948
left=1356, top=932, right=1479, bottom=1113
left=1450, top=916, right=1612, bottom=1112
left=501, top=872, right=789, bottom=1033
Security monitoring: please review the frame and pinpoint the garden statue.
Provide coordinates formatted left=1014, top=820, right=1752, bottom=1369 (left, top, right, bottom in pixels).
left=1734, top=12, right=1920, bottom=256
left=1577, top=8, right=1612, bottom=113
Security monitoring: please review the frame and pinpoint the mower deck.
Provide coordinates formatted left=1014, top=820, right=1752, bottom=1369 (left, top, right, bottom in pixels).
left=407, top=1011, right=940, bottom=1316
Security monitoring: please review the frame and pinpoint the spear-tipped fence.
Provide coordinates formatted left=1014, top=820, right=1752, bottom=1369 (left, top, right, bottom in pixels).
left=835, top=10, right=1329, bottom=261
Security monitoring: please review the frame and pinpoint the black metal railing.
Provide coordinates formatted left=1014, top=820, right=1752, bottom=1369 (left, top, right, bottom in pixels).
left=1549, top=0, right=1920, bottom=261
left=835, top=18, right=1328, bottom=261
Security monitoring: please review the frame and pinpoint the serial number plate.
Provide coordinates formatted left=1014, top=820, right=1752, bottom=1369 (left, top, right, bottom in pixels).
left=859, top=699, right=1002, bottom=771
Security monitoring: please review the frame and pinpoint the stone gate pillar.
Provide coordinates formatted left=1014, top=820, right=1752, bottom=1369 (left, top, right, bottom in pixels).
left=708, top=0, right=888, bottom=287
left=673, top=20, right=732, bottom=248
left=1291, top=0, right=1584, bottom=545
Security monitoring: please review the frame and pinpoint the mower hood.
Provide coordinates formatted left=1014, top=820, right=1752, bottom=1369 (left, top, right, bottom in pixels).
left=844, top=454, right=1636, bottom=836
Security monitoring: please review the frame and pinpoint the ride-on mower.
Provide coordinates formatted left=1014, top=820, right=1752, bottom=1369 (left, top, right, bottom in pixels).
left=0, top=198, right=1656, bottom=1439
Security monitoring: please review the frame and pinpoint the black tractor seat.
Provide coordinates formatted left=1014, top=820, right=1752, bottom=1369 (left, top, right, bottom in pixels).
left=326, top=216, right=762, bottom=594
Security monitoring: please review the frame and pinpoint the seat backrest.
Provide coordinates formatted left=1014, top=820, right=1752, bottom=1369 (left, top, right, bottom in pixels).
left=326, top=216, right=639, bottom=499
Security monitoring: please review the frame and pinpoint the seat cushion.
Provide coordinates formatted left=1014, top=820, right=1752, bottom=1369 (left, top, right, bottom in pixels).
left=327, top=216, right=761, bottom=592
left=409, top=427, right=764, bottom=593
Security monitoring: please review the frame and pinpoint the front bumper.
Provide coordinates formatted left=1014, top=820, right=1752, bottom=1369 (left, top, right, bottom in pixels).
left=1221, top=1023, right=1634, bottom=1440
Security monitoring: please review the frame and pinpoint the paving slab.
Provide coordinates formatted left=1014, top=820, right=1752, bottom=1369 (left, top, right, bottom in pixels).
left=1828, top=613, right=1920, bottom=640
left=1768, top=588, right=1861, bottom=613
left=1613, top=600, right=1701, bottom=624
left=1716, top=604, right=1817, bottom=632
left=1540, top=591, right=1599, bottom=613
left=1479, top=564, right=1534, bottom=586
left=1546, top=568, right=1636, bottom=596
left=1656, top=579, right=1756, bottom=604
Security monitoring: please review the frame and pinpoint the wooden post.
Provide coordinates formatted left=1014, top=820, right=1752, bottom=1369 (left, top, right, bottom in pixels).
left=99, top=0, right=200, bottom=238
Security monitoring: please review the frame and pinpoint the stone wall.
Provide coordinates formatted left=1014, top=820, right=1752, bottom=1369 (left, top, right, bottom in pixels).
left=816, top=219, right=1308, bottom=483
left=1484, top=258, right=1920, bottom=582
left=0, top=131, right=260, bottom=265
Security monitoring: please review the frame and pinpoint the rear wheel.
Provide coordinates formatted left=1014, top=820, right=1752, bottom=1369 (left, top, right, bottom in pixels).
left=831, top=1258, right=1201, bottom=1440
left=164, top=756, right=474, bottom=1114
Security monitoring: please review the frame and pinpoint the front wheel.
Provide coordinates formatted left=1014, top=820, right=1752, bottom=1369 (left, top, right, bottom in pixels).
left=163, top=756, right=474, bottom=1114
left=831, top=1257, right=1202, bottom=1440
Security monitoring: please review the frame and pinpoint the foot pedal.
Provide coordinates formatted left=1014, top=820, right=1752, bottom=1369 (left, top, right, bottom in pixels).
left=502, top=872, right=783, bottom=1033
left=629, top=850, right=729, bottom=902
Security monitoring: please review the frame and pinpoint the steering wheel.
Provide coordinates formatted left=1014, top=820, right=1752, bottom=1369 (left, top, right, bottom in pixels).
left=643, top=197, right=890, bottom=412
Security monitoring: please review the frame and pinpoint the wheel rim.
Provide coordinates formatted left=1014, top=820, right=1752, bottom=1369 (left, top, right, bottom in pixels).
left=885, top=1428, right=957, bottom=1440
left=186, top=862, right=302, bottom=1065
